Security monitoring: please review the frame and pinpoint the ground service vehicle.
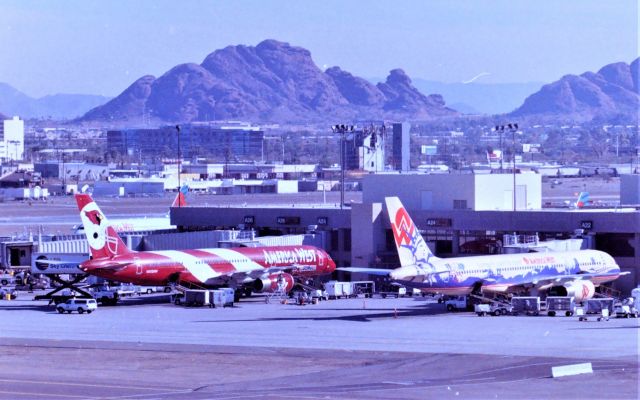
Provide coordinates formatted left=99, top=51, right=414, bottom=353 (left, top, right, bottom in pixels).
left=0, top=273, right=15, bottom=286
left=91, top=286, right=120, bottom=305
left=351, top=281, right=375, bottom=298
left=56, top=298, right=98, bottom=314
left=474, top=302, right=510, bottom=316
left=379, top=284, right=407, bottom=299
left=445, top=296, right=469, bottom=311
left=0, top=288, right=17, bottom=300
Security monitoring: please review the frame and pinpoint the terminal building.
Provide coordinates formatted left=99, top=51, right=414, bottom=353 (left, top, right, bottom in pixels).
left=172, top=173, right=640, bottom=295
left=107, top=122, right=264, bottom=160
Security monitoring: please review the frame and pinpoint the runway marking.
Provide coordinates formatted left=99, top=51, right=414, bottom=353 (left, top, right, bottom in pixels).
left=0, top=389, right=94, bottom=398
left=98, top=389, right=194, bottom=399
left=0, top=378, right=184, bottom=392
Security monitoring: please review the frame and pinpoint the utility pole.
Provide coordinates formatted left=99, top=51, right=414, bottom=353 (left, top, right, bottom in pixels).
left=175, top=125, right=181, bottom=207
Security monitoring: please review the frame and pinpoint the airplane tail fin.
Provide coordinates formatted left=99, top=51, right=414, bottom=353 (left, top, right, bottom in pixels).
left=172, top=184, right=188, bottom=207
left=576, top=192, right=589, bottom=208
left=75, top=194, right=132, bottom=259
left=385, top=197, right=439, bottom=268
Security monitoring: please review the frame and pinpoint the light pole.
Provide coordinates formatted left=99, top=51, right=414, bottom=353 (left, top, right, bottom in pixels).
left=332, top=124, right=354, bottom=209
left=495, top=125, right=504, bottom=173
left=496, top=123, right=519, bottom=210
left=175, top=125, right=181, bottom=207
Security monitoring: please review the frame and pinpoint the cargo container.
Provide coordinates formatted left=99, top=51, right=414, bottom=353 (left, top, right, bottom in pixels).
left=324, top=281, right=353, bottom=299
left=546, top=296, right=575, bottom=316
left=511, top=296, right=540, bottom=315
left=183, top=290, right=210, bottom=307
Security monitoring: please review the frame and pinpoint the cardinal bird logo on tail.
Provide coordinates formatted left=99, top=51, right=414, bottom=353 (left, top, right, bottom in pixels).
left=76, top=194, right=131, bottom=259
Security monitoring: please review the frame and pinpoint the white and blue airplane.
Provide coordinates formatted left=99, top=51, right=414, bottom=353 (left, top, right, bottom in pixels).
left=342, top=197, right=626, bottom=302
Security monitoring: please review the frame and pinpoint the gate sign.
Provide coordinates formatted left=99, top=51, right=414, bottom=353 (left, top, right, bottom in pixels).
left=580, top=220, right=593, bottom=230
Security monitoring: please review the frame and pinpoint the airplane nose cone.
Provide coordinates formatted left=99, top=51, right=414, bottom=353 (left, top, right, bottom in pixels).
left=327, top=256, right=336, bottom=272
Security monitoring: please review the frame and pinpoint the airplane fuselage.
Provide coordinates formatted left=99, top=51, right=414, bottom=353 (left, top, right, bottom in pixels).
left=81, top=245, right=335, bottom=287
left=394, top=249, right=621, bottom=295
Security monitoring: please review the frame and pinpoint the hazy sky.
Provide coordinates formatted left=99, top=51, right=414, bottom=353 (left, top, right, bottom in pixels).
left=2, top=0, right=638, bottom=97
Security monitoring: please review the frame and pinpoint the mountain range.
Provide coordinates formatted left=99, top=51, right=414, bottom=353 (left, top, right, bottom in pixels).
left=0, top=83, right=111, bottom=120
left=1, top=39, right=638, bottom=124
left=79, top=40, right=457, bottom=124
left=511, top=58, right=639, bottom=122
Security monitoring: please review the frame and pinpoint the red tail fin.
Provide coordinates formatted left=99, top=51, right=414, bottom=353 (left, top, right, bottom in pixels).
left=75, top=194, right=132, bottom=259
left=172, top=184, right=188, bottom=207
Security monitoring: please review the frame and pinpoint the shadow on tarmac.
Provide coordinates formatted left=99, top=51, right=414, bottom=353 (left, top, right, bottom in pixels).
left=193, top=303, right=447, bottom=323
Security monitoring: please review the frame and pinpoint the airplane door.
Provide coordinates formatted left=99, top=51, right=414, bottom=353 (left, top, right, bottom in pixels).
left=134, top=257, right=143, bottom=275
left=317, top=250, right=325, bottom=269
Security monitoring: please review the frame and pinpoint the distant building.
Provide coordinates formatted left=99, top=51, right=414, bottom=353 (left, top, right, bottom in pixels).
left=107, top=122, right=264, bottom=161
left=0, top=116, right=25, bottom=162
left=392, top=122, right=410, bottom=172
left=343, top=125, right=386, bottom=172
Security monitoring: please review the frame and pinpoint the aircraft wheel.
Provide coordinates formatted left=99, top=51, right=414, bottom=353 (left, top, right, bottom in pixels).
left=565, top=311, right=573, bottom=317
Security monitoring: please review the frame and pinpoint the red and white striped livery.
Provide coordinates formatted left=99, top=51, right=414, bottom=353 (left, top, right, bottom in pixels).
left=75, top=194, right=335, bottom=293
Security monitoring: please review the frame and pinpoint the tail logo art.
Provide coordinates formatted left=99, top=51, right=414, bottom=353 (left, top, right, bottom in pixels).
left=392, top=207, right=430, bottom=265
left=80, top=203, right=120, bottom=256
left=392, top=207, right=415, bottom=247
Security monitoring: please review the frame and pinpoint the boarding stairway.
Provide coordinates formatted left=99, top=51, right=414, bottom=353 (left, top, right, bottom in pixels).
left=594, top=285, right=622, bottom=300
left=468, top=291, right=512, bottom=308
left=265, top=277, right=290, bottom=303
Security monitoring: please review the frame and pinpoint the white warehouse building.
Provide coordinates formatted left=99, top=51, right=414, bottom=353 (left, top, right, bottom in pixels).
left=0, top=116, right=25, bottom=162
left=362, top=173, right=542, bottom=211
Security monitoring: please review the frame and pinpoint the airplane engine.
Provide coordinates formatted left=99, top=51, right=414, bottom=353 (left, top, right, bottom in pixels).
left=549, top=280, right=595, bottom=302
left=253, top=273, right=295, bottom=293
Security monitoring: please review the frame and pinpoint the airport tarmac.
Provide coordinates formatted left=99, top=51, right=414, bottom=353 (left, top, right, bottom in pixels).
left=0, top=295, right=637, bottom=399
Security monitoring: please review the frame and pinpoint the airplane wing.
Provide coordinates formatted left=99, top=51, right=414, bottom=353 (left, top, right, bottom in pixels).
left=337, top=267, right=393, bottom=276
left=35, top=259, right=78, bottom=266
left=82, top=261, right=132, bottom=272
left=528, top=271, right=629, bottom=286
left=481, top=271, right=630, bottom=293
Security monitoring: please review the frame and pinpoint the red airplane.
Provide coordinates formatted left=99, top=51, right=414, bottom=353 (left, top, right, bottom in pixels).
left=75, top=193, right=336, bottom=296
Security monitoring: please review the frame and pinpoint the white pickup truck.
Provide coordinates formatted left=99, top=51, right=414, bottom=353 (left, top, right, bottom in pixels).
left=445, top=296, right=470, bottom=311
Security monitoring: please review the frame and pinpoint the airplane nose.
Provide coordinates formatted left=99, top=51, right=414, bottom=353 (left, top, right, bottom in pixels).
left=326, top=253, right=336, bottom=272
